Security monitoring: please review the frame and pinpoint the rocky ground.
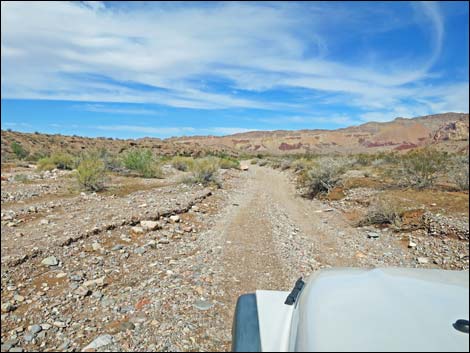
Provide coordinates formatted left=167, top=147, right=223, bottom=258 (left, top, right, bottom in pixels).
left=1, top=164, right=469, bottom=352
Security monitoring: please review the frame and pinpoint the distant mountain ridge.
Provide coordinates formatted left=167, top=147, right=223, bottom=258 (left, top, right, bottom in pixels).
left=1, top=113, right=468, bottom=161
left=170, top=112, right=469, bottom=154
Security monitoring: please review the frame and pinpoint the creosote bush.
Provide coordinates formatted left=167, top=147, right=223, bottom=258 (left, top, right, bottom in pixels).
left=75, top=156, right=107, bottom=192
left=37, top=152, right=74, bottom=171
left=122, top=148, right=162, bottom=178
left=187, top=157, right=220, bottom=186
left=218, top=157, right=240, bottom=169
left=11, top=142, right=28, bottom=160
left=171, top=156, right=194, bottom=171
left=395, top=148, right=447, bottom=189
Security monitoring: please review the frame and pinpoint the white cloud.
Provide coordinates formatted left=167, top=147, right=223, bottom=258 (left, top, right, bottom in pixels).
left=78, top=104, right=158, bottom=115
left=1, top=1, right=468, bottom=117
left=94, top=125, right=256, bottom=137
left=259, top=115, right=356, bottom=126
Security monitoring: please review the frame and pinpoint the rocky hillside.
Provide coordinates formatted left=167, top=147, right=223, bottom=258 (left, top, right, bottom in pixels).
left=2, top=113, right=468, bottom=161
left=0, top=132, right=239, bottom=163
left=172, top=112, right=469, bottom=154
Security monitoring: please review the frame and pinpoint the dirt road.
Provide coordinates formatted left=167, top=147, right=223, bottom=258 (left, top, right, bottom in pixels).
left=1, top=164, right=467, bottom=352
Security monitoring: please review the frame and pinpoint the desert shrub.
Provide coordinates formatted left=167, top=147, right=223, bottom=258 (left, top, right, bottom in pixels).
left=291, top=158, right=314, bottom=172
left=37, top=157, right=56, bottom=171
left=187, top=157, right=220, bottom=185
left=171, top=156, right=194, bottom=171
left=270, top=159, right=282, bottom=169
left=303, top=157, right=348, bottom=198
left=76, top=148, right=121, bottom=171
left=11, top=142, right=28, bottom=160
left=75, top=156, right=107, bottom=191
left=355, top=153, right=372, bottom=166
left=358, top=197, right=404, bottom=227
left=280, top=159, right=292, bottom=170
left=371, top=158, right=386, bottom=167
left=49, top=152, right=74, bottom=170
left=219, top=157, right=240, bottom=169
left=13, top=174, right=30, bottom=183
left=122, top=148, right=162, bottom=178
left=258, top=159, right=268, bottom=166
left=250, top=159, right=258, bottom=165
left=25, top=151, right=48, bottom=162
left=395, top=148, right=447, bottom=189
left=448, top=155, right=469, bottom=191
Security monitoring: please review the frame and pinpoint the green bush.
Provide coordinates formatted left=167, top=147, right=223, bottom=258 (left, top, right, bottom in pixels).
left=122, top=149, right=162, bottom=178
left=25, top=151, right=48, bottom=162
left=188, top=157, right=220, bottom=185
left=219, top=157, right=240, bottom=169
left=50, top=152, right=74, bottom=170
left=37, top=157, right=56, bottom=171
left=395, top=148, right=447, bottom=189
left=75, top=148, right=121, bottom=171
left=76, top=157, right=107, bottom=191
left=13, top=174, right=30, bottom=183
left=11, top=142, right=28, bottom=160
left=250, top=159, right=258, bottom=165
left=37, top=152, right=74, bottom=171
left=171, top=156, right=194, bottom=171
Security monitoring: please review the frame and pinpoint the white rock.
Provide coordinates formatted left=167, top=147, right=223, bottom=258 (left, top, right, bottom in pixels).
left=41, top=256, right=59, bottom=267
left=140, top=221, right=160, bottom=231
left=417, top=257, right=429, bottom=264
left=131, top=226, right=144, bottom=234
left=83, top=276, right=106, bottom=288
left=169, top=215, right=180, bottom=223
left=91, top=243, right=102, bottom=251
left=82, top=334, right=114, bottom=351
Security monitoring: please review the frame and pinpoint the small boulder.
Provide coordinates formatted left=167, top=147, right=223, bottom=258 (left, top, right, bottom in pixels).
left=140, top=221, right=160, bottom=231
left=169, top=215, right=180, bottom=223
left=82, top=334, right=114, bottom=352
left=41, top=256, right=59, bottom=267
left=131, top=226, right=144, bottom=234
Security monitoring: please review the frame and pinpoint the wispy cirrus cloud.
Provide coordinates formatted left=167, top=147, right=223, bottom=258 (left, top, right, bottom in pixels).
left=78, top=104, right=158, bottom=115
left=94, top=125, right=256, bottom=137
left=1, top=0, right=468, bottom=129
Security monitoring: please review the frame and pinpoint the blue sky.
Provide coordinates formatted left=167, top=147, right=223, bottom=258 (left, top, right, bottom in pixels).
left=1, top=1, right=469, bottom=139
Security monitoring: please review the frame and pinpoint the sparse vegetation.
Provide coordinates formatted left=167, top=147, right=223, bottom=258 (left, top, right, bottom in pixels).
left=218, top=157, right=240, bottom=169
left=171, top=156, right=194, bottom=171
left=280, top=159, right=292, bottom=170
left=11, top=141, right=28, bottom=160
left=36, top=157, right=56, bottom=171
left=258, top=159, right=268, bottom=166
left=37, top=152, right=74, bottom=171
left=13, top=174, right=30, bottom=183
left=358, top=197, right=404, bottom=227
left=187, top=157, right=220, bottom=186
left=302, top=157, right=348, bottom=198
left=122, top=148, right=163, bottom=178
left=448, top=155, right=469, bottom=191
left=75, top=156, right=107, bottom=191
left=395, top=148, right=447, bottom=189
